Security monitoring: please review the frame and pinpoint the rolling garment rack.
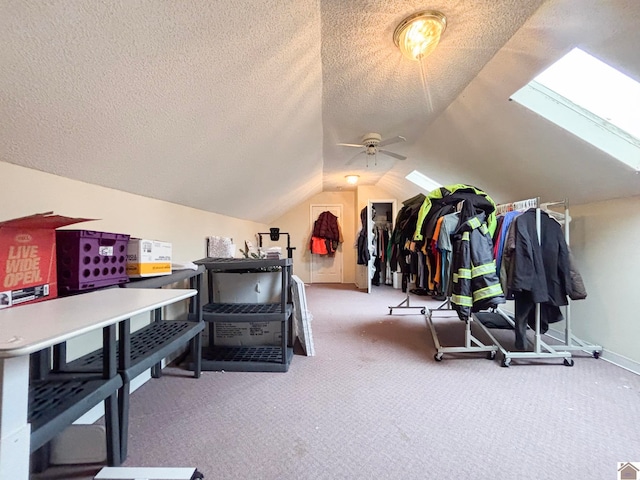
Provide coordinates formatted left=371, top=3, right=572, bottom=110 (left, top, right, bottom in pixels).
left=387, top=194, right=428, bottom=315
left=537, top=200, right=602, bottom=359
left=390, top=193, right=498, bottom=359
left=387, top=255, right=426, bottom=315
left=472, top=197, right=589, bottom=366
left=425, top=202, right=498, bottom=361
left=388, top=291, right=426, bottom=315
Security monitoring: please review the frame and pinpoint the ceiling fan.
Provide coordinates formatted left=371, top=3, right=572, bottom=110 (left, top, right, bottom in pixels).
left=338, top=133, right=407, bottom=165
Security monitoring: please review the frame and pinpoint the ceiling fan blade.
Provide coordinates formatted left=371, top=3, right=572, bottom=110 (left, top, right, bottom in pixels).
left=346, top=151, right=366, bottom=165
left=337, top=143, right=365, bottom=148
left=379, top=149, right=407, bottom=161
left=378, top=135, right=406, bottom=147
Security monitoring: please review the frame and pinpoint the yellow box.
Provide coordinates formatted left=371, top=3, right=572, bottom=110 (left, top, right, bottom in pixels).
left=126, top=238, right=172, bottom=277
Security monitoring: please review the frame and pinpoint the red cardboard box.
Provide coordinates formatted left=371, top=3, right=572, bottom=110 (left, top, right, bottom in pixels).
left=0, top=212, right=94, bottom=309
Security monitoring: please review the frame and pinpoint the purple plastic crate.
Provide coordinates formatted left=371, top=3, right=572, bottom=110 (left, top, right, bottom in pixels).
left=56, top=230, right=130, bottom=292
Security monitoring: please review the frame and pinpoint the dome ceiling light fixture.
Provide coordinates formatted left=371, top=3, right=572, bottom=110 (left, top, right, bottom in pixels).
left=393, top=10, right=447, bottom=61
left=345, top=175, right=360, bottom=185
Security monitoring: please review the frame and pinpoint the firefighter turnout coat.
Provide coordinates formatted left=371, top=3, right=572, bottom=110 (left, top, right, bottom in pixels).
left=451, top=210, right=505, bottom=321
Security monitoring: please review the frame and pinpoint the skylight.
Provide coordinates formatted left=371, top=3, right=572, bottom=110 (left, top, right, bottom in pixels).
left=510, top=47, right=640, bottom=171
left=405, top=170, right=442, bottom=192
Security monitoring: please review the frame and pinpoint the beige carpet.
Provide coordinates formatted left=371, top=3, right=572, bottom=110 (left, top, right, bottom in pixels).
left=35, top=283, right=640, bottom=479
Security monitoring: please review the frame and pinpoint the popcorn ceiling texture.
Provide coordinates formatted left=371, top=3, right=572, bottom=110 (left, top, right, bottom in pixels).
left=2, top=1, right=640, bottom=222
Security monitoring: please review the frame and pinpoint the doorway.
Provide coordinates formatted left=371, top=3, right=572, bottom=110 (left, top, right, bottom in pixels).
left=365, top=199, right=397, bottom=293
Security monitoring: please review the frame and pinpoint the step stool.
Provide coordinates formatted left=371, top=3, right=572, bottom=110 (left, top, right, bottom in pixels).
left=94, top=467, right=203, bottom=480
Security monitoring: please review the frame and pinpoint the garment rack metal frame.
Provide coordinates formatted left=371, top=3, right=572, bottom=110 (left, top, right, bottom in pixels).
left=543, top=200, right=602, bottom=359
left=388, top=292, right=426, bottom=315
left=426, top=297, right=497, bottom=361
left=484, top=198, right=600, bottom=366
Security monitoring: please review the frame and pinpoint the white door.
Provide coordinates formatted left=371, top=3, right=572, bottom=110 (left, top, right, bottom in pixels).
left=310, top=204, right=343, bottom=283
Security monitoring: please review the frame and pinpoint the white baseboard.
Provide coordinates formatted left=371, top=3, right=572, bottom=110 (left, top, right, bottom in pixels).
left=483, top=314, right=640, bottom=376
left=547, top=327, right=640, bottom=376
left=599, top=350, right=640, bottom=376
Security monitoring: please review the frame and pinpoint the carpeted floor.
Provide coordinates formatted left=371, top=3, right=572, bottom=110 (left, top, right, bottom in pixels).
left=34, top=283, right=640, bottom=479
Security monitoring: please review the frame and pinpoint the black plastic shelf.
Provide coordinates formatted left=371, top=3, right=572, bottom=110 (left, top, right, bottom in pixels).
left=194, top=257, right=292, bottom=271
left=121, top=265, right=205, bottom=289
left=199, top=346, right=294, bottom=372
left=195, top=256, right=294, bottom=373
left=202, top=302, right=293, bottom=321
left=64, top=321, right=204, bottom=379
left=29, top=374, right=123, bottom=453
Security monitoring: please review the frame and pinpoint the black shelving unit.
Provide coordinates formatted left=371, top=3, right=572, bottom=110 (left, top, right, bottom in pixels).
left=194, top=257, right=294, bottom=372
left=49, top=266, right=205, bottom=462
left=29, top=324, right=122, bottom=468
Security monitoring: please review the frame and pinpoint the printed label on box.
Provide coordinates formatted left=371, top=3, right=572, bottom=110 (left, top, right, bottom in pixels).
left=213, top=321, right=281, bottom=346
left=0, top=285, right=50, bottom=309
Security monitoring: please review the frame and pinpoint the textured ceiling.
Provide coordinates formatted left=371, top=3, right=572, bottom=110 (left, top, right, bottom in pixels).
left=1, top=0, right=639, bottom=223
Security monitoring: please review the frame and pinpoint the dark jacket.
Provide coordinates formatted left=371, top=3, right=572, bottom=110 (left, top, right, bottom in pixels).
left=357, top=207, right=370, bottom=265
left=312, top=211, right=340, bottom=241
left=568, top=249, right=587, bottom=300
left=508, top=209, right=572, bottom=306
left=389, top=194, right=425, bottom=273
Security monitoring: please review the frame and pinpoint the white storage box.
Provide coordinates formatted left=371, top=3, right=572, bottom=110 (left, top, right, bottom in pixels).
left=50, top=425, right=107, bottom=465
left=126, top=238, right=172, bottom=277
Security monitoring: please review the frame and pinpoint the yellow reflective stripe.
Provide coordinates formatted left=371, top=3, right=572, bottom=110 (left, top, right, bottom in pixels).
left=451, top=294, right=473, bottom=307
left=452, top=273, right=458, bottom=283
left=457, top=268, right=471, bottom=279
left=462, top=231, right=470, bottom=241
left=479, top=224, right=488, bottom=235
left=471, top=262, right=496, bottom=278
left=468, top=217, right=481, bottom=229
left=473, top=283, right=503, bottom=302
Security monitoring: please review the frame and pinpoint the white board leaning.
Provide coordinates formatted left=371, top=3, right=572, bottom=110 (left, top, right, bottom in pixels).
left=291, top=275, right=315, bottom=356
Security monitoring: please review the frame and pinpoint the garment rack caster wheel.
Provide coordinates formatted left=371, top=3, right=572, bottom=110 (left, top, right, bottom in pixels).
left=487, top=351, right=496, bottom=360
left=563, top=358, right=574, bottom=367
left=434, top=353, right=443, bottom=362
left=593, top=351, right=600, bottom=359
left=501, top=357, right=511, bottom=367
left=420, top=308, right=426, bottom=315
left=389, top=309, right=393, bottom=315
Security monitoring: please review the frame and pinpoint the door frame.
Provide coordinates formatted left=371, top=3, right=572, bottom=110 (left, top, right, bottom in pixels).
left=310, top=204, right=344, bottom=284
left=367, top=199, right=397, bottom=293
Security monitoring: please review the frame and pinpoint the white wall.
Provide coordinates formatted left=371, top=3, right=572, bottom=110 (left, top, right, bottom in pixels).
left=0, top=161, right=269, bottom=421
left=0, top=161, right=267, bottom=316
left=0, top=161, right=267, bottom=259
left=564, top=195, right=640, bottom=367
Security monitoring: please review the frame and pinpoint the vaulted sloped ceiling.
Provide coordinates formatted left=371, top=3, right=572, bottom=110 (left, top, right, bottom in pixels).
left=2, top=1, right=639, bottom=223
left=1, top=1, right=324, bottom=222
left=377, top=0, right=640, bottom=206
